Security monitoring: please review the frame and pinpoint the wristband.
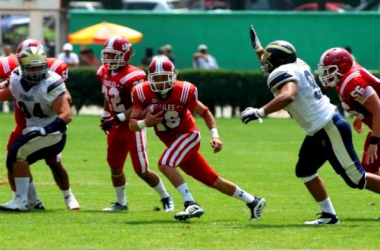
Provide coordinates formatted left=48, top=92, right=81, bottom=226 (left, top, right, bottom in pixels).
left=102, top=110, right=111, bottom=118
left=211, top=128, right=219, bottom=138
left=116, top=113, right=126, bottom=122
left=137, top=120, right=147, bottom=129
left=43, top=117, right=67, bottom=134
left=257, top=108, right=265, bottom=117
left=370, top=136, right=380, bottom=145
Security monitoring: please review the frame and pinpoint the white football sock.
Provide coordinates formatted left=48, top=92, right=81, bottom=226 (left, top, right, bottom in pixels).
left=153, top=178, right=170, bottom=198
left=62, top=188, right=73, bottom=198
left=318, top=197, right=336, bottom=215
left=15, top=177, right=30, bottom=200
left=176, top=183, right=195, bottom=202
left=115, top=184, right=127, bottom=206
left=28, top=181, right=40, bottom=203
left=232, top=186, right=255, bottom=203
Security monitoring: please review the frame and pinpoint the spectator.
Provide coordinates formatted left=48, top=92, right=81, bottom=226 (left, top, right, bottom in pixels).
left=79, top=45, right=101, bottom=67
left=152, top=48, right=168, bottom=61
left=140, top=47, right=154, bottom=67
left=0, top=44, right=15, bottom=58
left=193, top=44, right=219, bottom=69
left=58, top=43, right=79, bottom=66
left=161, top=44, right=176, bottom=63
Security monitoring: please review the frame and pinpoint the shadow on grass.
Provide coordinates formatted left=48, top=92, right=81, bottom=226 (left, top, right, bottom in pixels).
left=124, top=220, right=182, bottom=225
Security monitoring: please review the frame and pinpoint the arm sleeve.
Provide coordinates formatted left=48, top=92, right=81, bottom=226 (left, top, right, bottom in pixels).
left=46, top=76, right=66, bottom=103
left=187, top=85, right=199, bottom=111
left=131, top=86, right=145, bottom=110
left=267, top=68, right=297, bottom=92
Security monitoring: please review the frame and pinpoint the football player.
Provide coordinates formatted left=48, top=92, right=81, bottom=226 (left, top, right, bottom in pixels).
left=129, top=57, right=266, bottom=221
left=241, top=33, right=380, bottom=224
left=96, top=35, right=173, bottom=212
left=318, top=48, right=380, bottom=175
left=0, top=47, right=75, bottom=211
left=0, top=40, right=79, bottom=210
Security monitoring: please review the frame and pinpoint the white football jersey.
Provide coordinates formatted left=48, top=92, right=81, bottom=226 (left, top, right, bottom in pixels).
left=9, top=68, right=66, bottom=128
left=267, top=59, right=335, bottom=135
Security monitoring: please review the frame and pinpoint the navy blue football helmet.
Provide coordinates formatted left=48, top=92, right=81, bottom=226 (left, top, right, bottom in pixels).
left=261, top=40, right=297, bottom=76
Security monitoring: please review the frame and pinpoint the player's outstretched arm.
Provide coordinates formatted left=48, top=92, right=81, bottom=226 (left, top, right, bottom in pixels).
left=193, top=101, right=223, bottom=153
left=249, top=25, right=265, bottom=65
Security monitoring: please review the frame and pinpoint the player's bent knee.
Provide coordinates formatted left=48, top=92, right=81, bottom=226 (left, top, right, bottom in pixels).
left=158, top=164, right=169, bottom=172
left=341, top=175, right=366, bottom=189
left=341, top=164, right=366, bottom=189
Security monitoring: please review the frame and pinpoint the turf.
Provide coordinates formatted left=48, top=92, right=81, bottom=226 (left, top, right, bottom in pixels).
left=0, top=113, right=379, bottom=250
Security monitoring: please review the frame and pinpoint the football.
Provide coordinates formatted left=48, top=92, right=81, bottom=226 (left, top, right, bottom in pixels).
left=140, top=104, right=162, bottom=119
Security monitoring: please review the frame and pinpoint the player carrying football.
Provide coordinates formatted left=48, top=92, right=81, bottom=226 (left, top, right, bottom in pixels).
left=129, top=57, right=266, bottom=221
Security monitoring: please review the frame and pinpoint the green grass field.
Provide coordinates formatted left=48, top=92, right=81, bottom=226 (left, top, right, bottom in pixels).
left=0, top=113, right=379, bottom=250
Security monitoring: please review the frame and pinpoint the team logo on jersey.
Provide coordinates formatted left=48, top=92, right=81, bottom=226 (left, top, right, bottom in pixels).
left=151, top=99, right=158, bottom=104
left=104, top=75, right=108, bottom=79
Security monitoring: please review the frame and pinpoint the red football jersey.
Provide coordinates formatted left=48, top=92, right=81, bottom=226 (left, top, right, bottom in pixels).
left=132, top=80, right=199, bottom=145
left=336, top=62, right=380, bottom=129
left=0, top=55, right=18, bottom=78
left=47, top=58, right=69, bottom=82
left=96, top=64, right=146, bottom=115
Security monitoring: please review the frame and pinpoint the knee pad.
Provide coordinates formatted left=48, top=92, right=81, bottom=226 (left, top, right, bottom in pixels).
left=300, top=174, right=318, bottom=183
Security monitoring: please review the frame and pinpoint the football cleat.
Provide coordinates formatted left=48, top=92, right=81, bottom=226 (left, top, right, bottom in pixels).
left=247, top=196, right=266, bottom=221
left=174, top=201, right=204, bottom=221
left=65, top=195, right=80, bottom=210
left=0, top=195, right=29, bottom=212
left=102, top=202, right=128, bottom=212
left=304, top=212, right=340, bottom=225
left=161, top=194, right=174, bottom=212
left=29, top=200, right=45, bottom=210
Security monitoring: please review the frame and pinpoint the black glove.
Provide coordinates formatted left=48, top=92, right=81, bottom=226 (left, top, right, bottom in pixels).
left=100, top=116, right=121, bottom=134
left=250, top=25, right=262, bottom=51
left=241, top=107, right=261, bottom=124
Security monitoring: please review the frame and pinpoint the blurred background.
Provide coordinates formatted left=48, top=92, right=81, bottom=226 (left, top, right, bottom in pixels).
left=1, top=0, right=380, bottom=116
left=1, top=0, right=380, bottom=71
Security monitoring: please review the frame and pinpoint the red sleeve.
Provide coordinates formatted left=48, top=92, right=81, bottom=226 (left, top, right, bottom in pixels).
left=131, top=85, right=144, bottom=110
left=60, top=62, right=69, bottom=82
left=95, top=66, right=104, bottom=80
left=187, top=84, right=198, bottom=111
left=123, top=69, right=146, bottom=89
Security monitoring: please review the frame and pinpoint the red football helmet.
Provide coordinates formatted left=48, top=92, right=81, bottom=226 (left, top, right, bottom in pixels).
left=17, top=39, right=43, bottom=55
left=148, top=57, right=177, bottom=95
left=101, top=35, right=132, bottom=70
left=318, top=47, right=353, bottom=87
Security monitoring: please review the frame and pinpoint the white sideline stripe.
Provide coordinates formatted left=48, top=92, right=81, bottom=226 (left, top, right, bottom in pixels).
left=168, top=131, right=198, bottom=166
left=180, top=82, right=190, bottom=103
left=136, top=84, right=145, bottom=102
left=324, top=120, right=363, bottom=184
left=174, top=132, right=200, bottom=166
left=135, top=129, right=148, bottom=173
left=161, top=134, right=186, bottom=166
